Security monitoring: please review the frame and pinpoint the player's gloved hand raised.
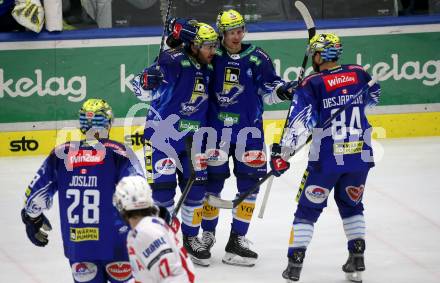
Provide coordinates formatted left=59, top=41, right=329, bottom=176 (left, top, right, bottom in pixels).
left=21, top=209, right=52, bottom=247
left=270, top=143, right=290, bottom=177
left=166, top=17, right=198, bottom=45
left=140, top=66, right=164, bottom=90
left=276, top=81, right=298, bottom=101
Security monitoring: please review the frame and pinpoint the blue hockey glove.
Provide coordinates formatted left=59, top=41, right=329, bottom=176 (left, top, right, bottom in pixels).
left=140, top=67, right=164, bottom=90
left=270, top=143, right=290, bottom=177
left=276, top=81, right=298, bottom=101
left=21, top=208, right=52, bottom=247
left=166, top=17, right=198, bottom=45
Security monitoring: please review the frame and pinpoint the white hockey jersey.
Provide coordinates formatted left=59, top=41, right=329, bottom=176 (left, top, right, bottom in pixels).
left=127, top=216, right=195, bottom=283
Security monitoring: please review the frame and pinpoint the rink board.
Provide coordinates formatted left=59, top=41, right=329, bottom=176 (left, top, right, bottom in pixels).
left=0, top=111, right=439, bottom=157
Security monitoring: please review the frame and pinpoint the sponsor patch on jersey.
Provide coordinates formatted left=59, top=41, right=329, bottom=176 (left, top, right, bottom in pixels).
left=203, top=201, right=219, bottom=219
left=178, top=119, right=200, bottom=132
left=105, top=262, right=132, bottom=281
left=67, top=149, right=105, bottom=169
left=333, top=141, right=364, bottom=155
left=154, top=158, right=176, bottom=175
left=72, top=262, right=97, bottom=282
left=241, top=150, right=266, bottom=168
left=70, top=227, right=99, bottom=242
left=218, top=111, right=240, bottom=125
left=345, top=185, right=364, bottom=203
left=304, top=186, right=330, bottom=204
left=236, top=201, right=255, bottom=222
left=223, top=67, right=240, bottom=91
left=194, top=153, right=208, bottom=171
left=323, top=72, right=358, bottom=92
left=206, top=149, right=228, bottom=166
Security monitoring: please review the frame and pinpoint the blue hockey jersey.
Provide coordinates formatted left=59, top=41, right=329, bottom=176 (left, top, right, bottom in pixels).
left=209, top=44, right=284, bottom=144
left=141, top=48, right=212, bottom=151
left=24, top=139, right=143, bottom=261
left=281, top=64, right=381, bottom=172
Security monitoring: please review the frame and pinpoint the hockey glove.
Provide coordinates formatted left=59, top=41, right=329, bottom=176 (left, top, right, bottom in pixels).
left=12, top=0, right=45, bottom=33
left=270, top=143, right=290, bottom=177
left=276, top=81, right=298, bottom=101
left=166, top=17, right=198, bottom=45
left=140, top=67, right=164, bottom=90
left=21, top=208, right=52, bottom=247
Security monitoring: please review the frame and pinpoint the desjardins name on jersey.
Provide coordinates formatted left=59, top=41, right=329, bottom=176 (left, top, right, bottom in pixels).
left=323, top=94, right=363, bottom=109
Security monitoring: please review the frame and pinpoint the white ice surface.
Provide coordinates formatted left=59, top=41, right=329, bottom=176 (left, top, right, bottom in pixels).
left=1, top=137, right=439, bottom=283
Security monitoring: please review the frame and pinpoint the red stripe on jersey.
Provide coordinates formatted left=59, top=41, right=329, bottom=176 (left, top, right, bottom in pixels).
left=323, top=72, right=358, bottom=92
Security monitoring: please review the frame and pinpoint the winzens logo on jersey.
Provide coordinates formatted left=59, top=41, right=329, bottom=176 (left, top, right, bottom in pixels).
left=223, top=67, right=240, bottom=92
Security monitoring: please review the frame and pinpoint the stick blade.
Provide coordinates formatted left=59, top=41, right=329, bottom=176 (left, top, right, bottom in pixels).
left=206, top=194, right=234, bottom=209
left=294, top=1, right=316, bottom=39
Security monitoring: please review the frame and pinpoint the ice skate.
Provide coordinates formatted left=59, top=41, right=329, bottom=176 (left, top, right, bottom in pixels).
left=282, top=249, right=305, bottom=282
left=202, top=231, right=216, bottom=252
left=183, top=235, right=211, bottom=267
left=342, top=239, right=365, bottom=282
left=222, top=231, right=258, bottom=267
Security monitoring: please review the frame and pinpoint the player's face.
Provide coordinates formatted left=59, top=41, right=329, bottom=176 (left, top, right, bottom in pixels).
left=194, top=43, right=217, bottom=64
left=223, top=27, right=245, bottom=53
left=312, top=53, right=322, bottom=72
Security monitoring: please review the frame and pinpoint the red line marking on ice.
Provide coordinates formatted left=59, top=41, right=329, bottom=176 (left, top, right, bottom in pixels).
left=0, top=246, right=43, bottom=283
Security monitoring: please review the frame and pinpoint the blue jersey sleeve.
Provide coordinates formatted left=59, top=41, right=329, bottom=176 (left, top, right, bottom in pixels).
left=24, top=151, right=59, bottom=218
left=281, top=78, right=319, bottom=148
left=252, top=48, right=285, bottom=105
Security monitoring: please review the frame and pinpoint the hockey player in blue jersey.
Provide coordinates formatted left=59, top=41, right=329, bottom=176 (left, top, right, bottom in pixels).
left=270, top=33, right=381, bottom=282
left=21, top=98, right=144, bottom=283
left=131, top=22, right=219, bottom=266
left=195, top=9, right=296, bottom=267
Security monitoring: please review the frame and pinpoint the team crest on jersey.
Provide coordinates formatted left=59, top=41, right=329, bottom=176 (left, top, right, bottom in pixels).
left=323, top=72, right=358, bottom=92
left=154, top=158, right=176, bottom=175
left=345, top=185, right=364, bottom=203
left=180, top=77, right=208, bottom=116
left=206, top=149, right=228, bottom=166
left=72, top=262, right=97, bottom=282
left=105, top=262, right=132, bottom=281
left=241, top=150, right=266, bottom=168
left=305, top=186, right=330, bottom=204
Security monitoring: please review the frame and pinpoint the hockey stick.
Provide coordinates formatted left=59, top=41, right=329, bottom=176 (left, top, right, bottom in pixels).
left=207, top=76, right=379, bottom=209
left=170, top=135, right=196, bottom=222
left=258, top=0, right=316, bottom=219
left=156, top=0, right=173, bottom=70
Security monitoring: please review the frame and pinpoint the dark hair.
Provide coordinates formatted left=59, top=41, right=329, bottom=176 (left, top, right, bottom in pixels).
left=121, top=206, right=159, bottom=222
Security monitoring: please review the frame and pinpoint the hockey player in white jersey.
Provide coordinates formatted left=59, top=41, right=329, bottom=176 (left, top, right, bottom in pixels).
left=113, top=176, right=195, bottom=283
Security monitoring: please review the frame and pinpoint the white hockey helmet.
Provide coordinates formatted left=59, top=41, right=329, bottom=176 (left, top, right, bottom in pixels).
left=113, top=176, right=154, bottom=212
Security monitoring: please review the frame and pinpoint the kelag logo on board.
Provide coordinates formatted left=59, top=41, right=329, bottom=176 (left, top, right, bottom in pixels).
left=9, top=136, right=39, bottom=152
left=0, top=69, right=87, bottom=102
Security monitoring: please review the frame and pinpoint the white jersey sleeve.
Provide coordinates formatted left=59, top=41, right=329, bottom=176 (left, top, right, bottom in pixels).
left=127, top=216, right=195, bottom=283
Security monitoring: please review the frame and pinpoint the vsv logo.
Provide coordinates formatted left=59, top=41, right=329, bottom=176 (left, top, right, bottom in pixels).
left=9, top=136, right=39, bottom=152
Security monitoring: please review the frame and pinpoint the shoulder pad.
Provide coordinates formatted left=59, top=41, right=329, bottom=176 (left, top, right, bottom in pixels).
left=300, top=73, right=321, bottom=87
left=347, top=64, right=365, bottom=71
left=103, top=141, right=128, bottom=157
left=254, top=47, right=271, bottom=61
